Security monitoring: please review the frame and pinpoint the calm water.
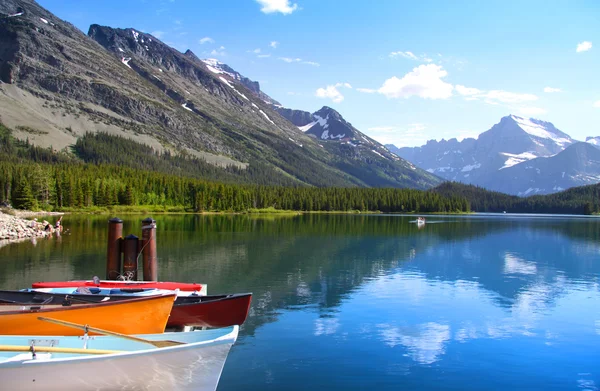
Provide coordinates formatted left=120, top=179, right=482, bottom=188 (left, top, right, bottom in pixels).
left=1, top=213, right=599, bottom=390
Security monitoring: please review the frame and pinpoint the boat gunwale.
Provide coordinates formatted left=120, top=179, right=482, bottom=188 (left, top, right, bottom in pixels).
left=174, top=292, right=252, bottom=308
left=0, top=293, right=176, bottom=316
left=0, top=326, right=239, bottom=368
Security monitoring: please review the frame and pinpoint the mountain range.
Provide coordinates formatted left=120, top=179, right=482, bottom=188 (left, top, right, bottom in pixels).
left=0, top=0, right=439, bottom=190
left=388, top=115, right=600, bottom=195
left=2, top=0, right=599, bottom=197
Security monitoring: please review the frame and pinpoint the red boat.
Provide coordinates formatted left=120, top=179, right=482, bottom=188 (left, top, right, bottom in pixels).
left=32, top=280, right=205, bottom=293
left=168, top=293, right=252, bottom=328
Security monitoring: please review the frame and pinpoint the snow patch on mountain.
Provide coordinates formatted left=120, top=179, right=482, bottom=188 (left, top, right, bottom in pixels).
left=121, top=57, right=132, bottom=69
left=510, top=115, right=571, bottom=146
left=131, top=30, right=139, bottom=43
left=182, top=103, right=193, bottom=112
left=298, top=121, right=317, bottom=132
left=372, top=150, right=385, bottom=159
left=40, top=18, right=48, bottom=24
left=499, top=151, right=538, bottom=169
left=260, top=110, right=275, bottom=125
left=218, top=77, right=248, bottom=100
left=201, top=59, right=238, bottom=80
left=461, top=163, right=481, bottom=172
left=314, top=114, right=329, bottom=129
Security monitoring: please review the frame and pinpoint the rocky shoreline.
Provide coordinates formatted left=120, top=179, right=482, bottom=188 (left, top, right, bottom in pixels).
left=0, top=210, right=64, bottom=242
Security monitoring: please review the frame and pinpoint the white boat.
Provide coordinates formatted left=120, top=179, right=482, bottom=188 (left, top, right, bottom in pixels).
left=0, top=326, right=238, bottom=391
left=416, top=217, right=426, bottom=225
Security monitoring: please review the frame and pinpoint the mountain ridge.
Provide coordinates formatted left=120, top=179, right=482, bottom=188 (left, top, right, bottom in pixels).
left=0, top=0, right=440, bottom=190
left=388, top=114, right=600, bottom=195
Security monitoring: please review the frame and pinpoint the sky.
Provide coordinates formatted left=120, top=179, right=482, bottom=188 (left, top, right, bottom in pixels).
left=38, top=0, right=600, bottom=147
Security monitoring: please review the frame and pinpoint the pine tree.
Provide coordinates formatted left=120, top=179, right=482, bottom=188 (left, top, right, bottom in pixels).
left=12, top=176, right=36, bottom=210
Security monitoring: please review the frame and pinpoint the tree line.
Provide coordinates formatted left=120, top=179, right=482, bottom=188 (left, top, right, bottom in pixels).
left=0, top=125, right=469, bottom=213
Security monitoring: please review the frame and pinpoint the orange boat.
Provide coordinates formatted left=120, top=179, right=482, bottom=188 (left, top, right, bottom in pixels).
left=0, top=294, right=176, bottom=336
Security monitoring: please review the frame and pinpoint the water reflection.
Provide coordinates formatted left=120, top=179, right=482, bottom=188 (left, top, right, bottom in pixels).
left=1, top=214, right=600, bottom=390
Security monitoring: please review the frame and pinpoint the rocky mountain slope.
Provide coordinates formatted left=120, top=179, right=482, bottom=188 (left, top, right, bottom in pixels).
left=0, top=0, right=440, bottom=189
left=388, top=115, right=593, bottom=195
left=275, top=105, right=441, bottom=187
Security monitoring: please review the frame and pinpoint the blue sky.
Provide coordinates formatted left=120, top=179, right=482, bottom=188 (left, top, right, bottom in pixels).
left=39, top=0, right=599, bottom=147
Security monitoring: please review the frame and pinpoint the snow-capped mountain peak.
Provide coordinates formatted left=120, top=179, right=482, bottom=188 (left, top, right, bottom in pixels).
left=585, top=136, right=600, bottom=147
left=200, top=58, right=240, bottom=81
left=509, top=115, right=572, bottom=147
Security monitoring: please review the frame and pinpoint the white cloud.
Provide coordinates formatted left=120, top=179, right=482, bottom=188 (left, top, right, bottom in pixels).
left=455, top=85, right=481, bottom=96
left=357, top=88, right=376, bottom=93
left=378, top=64, right=453, bottom=100
left=270, top=41, right=279, bottom=48
left=390, top=50, right=435, bottom=63
left=257, top=54, right=271, bottom=58
left=543, top=87, right=561, bottom=93
left=316, top=85, right=344, bottom=103
left=279, top=57, right=301, bottom=63
left=210, top=46, right=226, bottom=56
left=594, top=100, right=600, bottom=108
left=256, top=0, right=298, bottom=14
left=518, top=107, right=548, bottom=116
left=483, top=90, right=538, bottom=104
left=390, top=51, right=418, bottom=60
left=151, top=31, right=165, bottom=39
left=315, top=83, right=351, bottom=103
left=251, top=48, right=261, bottom=54
left=335, top=82, right=352, bottom=88
left=576, top=41, right=592, bottom=52
left=278, top=57, right=318, bottom=66
left=199, top=37, right=214, bottom=44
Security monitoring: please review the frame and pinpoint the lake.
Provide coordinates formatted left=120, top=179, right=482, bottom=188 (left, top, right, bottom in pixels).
left=1, top=213, right=599, bottom=390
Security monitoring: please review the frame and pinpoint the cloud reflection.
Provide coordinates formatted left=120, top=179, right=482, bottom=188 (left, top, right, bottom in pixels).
left=377, top=322, right=450, bottom=365
left=314, top=317, right=340, bottom=336
left=503, top=252, right=537, bottom=275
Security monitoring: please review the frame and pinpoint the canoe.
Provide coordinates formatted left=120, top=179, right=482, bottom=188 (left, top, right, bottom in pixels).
left=169, top=293, right=252, bottom=328
left=2, top=290, right=253, bottom=328
left=0, top=326, right=238, bottom=391
left=32, top=279, right=207, bottom=294
left=0, top=294, right=176, bottom=336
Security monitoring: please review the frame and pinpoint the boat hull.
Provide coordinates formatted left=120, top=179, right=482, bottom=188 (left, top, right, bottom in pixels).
left=0, top=294, right=175, bottom=335
left=32, top=280, right=207, bottom=294
left=168, top=293, right=252, bottom=328
left=0, top=327, right=238, bottom=391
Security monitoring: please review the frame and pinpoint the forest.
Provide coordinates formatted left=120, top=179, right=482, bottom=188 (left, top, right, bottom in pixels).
left=0, top=125, right=469, bottom=213
left=2, top=123, right=599, bottom=215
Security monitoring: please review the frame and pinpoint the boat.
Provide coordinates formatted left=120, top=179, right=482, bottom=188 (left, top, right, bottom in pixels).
left=32, top=279, right=207, bottom=294
left=169, top=293, right=252, bottom=328
left=0, top=325, right=239, bottom=391
left=1, top=290, right=252, bottom=329
left=0, top=294, right=176, bottom=335
left=416, top=217, right=426, bottom=225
